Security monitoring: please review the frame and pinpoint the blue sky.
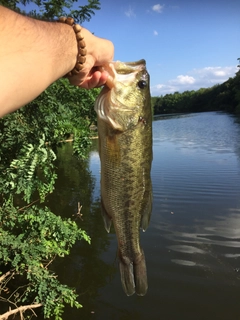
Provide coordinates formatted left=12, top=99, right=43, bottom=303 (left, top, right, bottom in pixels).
left=84, top=0, right=240, bottom=96
left=19, top=0, right=240, bottom=96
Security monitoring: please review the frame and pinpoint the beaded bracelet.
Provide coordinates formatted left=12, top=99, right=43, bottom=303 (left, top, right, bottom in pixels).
left=58, top=17, right=87, bottom=77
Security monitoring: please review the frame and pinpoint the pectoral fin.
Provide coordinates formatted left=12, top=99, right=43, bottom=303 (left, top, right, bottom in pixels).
left=140, top=190, right=152, bottom=231
left=101, top=200, right=112, bottom=233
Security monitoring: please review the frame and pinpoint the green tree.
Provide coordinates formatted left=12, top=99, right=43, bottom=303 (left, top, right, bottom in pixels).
left=0, top=1, right=101, bottom=319
left=152, top=58, right=240, bottom=115
left=0, top=0, right=100, bottom=23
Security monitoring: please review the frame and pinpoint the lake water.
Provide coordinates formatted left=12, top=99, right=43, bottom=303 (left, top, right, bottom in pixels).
left=48, top=111, right=240, bottom=320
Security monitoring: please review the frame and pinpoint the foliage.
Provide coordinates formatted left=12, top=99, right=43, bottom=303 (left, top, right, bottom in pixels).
left=0, top=0, right=101, bottom=23
left=0, top=79, right=100, bottom=164
left=152, top=58, right=240, bottom=115
left=0, top=201, right=90, bottom=320
left=0, top=1, right=101, bottom=319
left=0, top=136, right=57, bottom=203
left=0, top=83, right=99, bottom=317
left=0, top=79, right=99, bottom=317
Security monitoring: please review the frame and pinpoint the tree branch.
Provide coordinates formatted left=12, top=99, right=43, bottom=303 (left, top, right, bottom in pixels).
left=0, top=272, right=12, bottom=284
left=0, top=303, right=42, bottom=320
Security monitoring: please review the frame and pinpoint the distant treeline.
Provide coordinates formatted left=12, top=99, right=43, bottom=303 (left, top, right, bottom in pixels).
left=152, top=60, right=240, bottom=115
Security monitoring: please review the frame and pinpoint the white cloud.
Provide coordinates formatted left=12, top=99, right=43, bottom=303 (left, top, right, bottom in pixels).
left=125, top=6, right=136, bottom=18
left=152, top=84, right=178, bottom=95
left=171, top=75, right=196, bottom=85
left=191, top=66, right=236, bottom=82
left=151, top=66, right=238, bottom=95
left=153, top=30, right=158, bottom=36
left=152, top=4, right=164, bottom=13
left=214, top=70, right=226, bottom=77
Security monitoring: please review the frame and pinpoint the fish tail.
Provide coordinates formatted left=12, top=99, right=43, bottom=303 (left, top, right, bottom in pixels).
left=119, top=256, right=135, bottom=296
left=118, top=249, right=148, bottom=296
left=134, top=250, right=148, bottom=296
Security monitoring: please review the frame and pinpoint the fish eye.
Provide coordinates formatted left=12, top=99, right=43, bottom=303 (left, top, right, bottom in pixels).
left=137, top=80, right=147, bottom=89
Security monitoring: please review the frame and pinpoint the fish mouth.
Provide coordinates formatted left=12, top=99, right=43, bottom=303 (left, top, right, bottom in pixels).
left=95, top=59, right=148, bottom=131
left=120, top=59, right=146, bottom=67
left=103, top=59, right=146, bottom=89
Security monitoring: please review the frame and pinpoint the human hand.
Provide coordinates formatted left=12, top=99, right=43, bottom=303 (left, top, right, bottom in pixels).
left=67, top=28, right=114, bottom=89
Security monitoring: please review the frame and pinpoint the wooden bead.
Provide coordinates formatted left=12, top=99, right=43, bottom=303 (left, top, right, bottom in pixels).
left=65, top=17, right=74, bottom=26
left=76, top=32, right=84, bottom=41
left=72, top=69, right=80, bottom=75
left=78, top=56, right=86, bottom=63
left=58, top=16, right=87, bottom=77
left=79, top=48, right=87, bottom=56
left=78, top=40, right=85, bottom=48
left=59, top=17, right=66, bottom=23
left=73, top=25, right=82, bottom=33
left=75, top=63, right=84, bottom=71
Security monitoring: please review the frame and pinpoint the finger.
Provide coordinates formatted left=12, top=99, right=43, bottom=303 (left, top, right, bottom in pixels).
left=80, top=70, right=109, bottom=89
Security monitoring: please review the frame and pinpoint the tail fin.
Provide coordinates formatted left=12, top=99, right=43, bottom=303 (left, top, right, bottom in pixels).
left=118, top=249, right=148, bottom=296
left=134, top=250, right=148, bottom=296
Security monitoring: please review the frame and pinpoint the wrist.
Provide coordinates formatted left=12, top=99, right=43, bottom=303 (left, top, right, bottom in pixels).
left=80, top=27, right=114, bottom=66
left=58, top=17, right=87, bottom=77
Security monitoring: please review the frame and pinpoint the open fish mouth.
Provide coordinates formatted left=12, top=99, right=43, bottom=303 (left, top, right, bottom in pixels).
left=100, top=59, right=147, bottom=89
left=95, top=59, right=149, bottom=131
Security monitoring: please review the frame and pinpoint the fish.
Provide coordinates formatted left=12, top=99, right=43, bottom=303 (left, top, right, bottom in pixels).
left=94, top=59, right=152, bottom=296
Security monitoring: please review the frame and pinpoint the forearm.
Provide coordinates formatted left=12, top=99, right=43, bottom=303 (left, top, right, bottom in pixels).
left=0, top=5, right=77, bottom=117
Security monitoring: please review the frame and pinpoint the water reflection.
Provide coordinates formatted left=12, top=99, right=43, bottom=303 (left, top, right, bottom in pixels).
left=47, top=143, right=118, bottom=318
left=45, top=112, right=240, bottom=320
left=151, top=112, right=240, bottom=296
left=153, top=112, right=240, bottom=156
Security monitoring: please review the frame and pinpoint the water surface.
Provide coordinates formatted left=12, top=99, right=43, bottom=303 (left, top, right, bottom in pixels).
left=49, top=112, right=240, bottom=320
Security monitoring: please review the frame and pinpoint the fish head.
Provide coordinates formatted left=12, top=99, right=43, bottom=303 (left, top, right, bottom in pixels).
left=95, top=59, right=151, bottom=132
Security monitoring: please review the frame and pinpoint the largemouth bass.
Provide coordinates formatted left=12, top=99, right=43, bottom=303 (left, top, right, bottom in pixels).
left=94, top=59, right=152, bottom=296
